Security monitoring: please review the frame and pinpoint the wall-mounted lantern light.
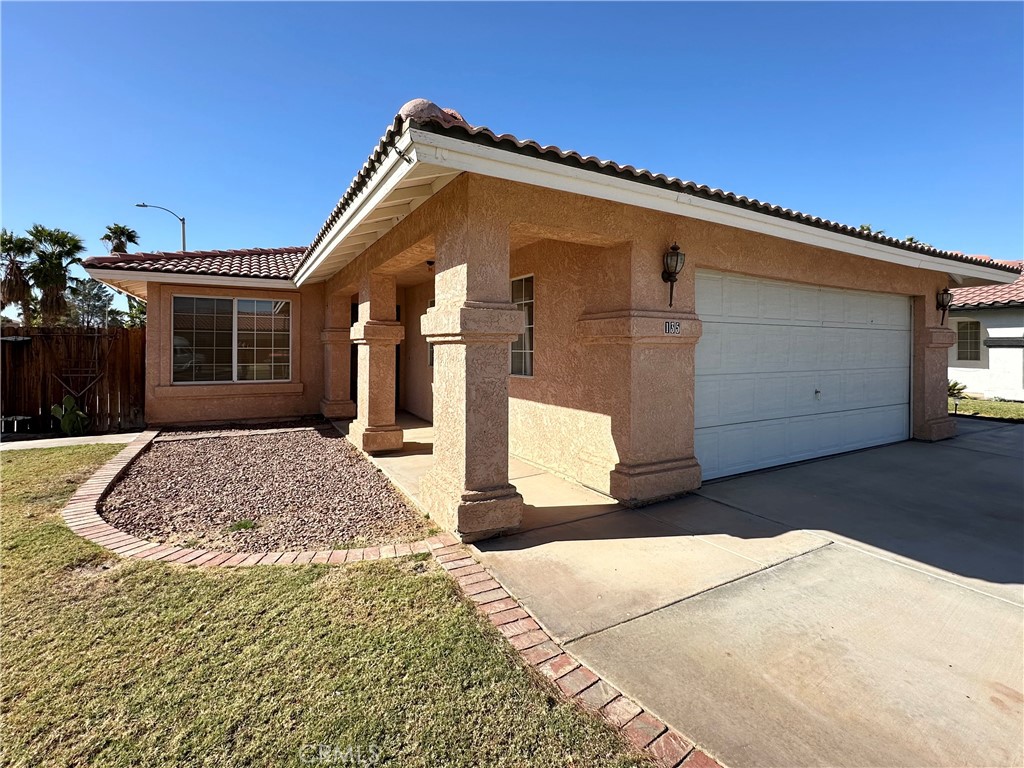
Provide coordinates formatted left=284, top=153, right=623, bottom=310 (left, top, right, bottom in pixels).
left=936, top=287, right=953, bottom=324
left=662, top=242, right=685, bottom=307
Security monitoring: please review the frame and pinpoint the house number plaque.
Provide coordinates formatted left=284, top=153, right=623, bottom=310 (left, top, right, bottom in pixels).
left=664, top=321, right=681, bottom=335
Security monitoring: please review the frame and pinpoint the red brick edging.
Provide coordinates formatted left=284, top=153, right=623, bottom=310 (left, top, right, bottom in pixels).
left=433, top=546, right=727, bottom=768
left=60, top=431, right=444, bottom=567
left=62, top=432, right=724, bottom=766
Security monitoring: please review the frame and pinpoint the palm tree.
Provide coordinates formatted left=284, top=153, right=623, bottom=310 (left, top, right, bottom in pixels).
left=858, top=224, right=885, bottom=236
left=100, top=223, right=140, bottom=254
left=1, top=228, right=35, bottom=326
left=26, top=225, right=85, bottom=325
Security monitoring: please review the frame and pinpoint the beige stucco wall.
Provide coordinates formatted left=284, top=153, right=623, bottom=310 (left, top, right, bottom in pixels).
left=400, top=281, right=435, bottom=422
left=145, top=281, right=324, bottom=425
left=323, top=173, right=957, bottom=507
left=489, top=176, right=952, bottom=498
left=507, top=240, right=630, bottom=491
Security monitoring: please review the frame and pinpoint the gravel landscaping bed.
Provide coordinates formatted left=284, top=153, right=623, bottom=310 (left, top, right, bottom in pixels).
left=101, top=424, right=432, bottom=552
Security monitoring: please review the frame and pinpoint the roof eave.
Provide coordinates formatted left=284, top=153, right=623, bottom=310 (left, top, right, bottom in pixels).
left=296, top=117, right=1018, bottom=287
left=85, top=266, right=297, bottom=301
left=950, top=301, right=1024, bottom=311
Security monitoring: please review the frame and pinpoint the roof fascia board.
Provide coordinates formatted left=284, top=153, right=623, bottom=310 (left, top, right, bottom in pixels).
left=85, top=267, right=296, bottom=292
left=295, top=129, right=417, bottom=286
left=407, top=127, right=1016, bottom=285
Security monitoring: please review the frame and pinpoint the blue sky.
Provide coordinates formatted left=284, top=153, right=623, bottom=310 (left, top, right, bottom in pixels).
left=2, top=2, right=1021, bottom=314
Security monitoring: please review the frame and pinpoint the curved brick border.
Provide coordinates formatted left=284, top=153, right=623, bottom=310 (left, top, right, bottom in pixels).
left=60, top=431, right=450, bottom=567
left=432, top=546, right=729, bottom=768
left=62, top=432, right=725, bottom=765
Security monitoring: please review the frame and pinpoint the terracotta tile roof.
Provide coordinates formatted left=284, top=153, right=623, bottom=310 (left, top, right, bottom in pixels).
left=83, top=247, right=305, bottom=280
left=951, top=263, right=1024, bottom=309
left=302, top=100, right=1019, bottom=277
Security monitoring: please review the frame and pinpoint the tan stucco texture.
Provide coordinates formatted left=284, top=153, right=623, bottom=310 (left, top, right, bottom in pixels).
left=144, top=281, right=324, bottom=425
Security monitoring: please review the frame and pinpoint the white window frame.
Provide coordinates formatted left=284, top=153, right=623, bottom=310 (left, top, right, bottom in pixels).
left=427, top=299, right=435, bottom=367
left=171, top=294, right=293, bottom=385
left=510, top=274, right=534, bottom=378
left=956, top=320, right=981, bottom=362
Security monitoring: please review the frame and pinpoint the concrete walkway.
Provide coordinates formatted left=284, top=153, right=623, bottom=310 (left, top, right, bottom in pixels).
left=336, top=413, right=623, bottom=530
left=472, top=419, right=1024, bottom=768
left=0, top=432, right=141, bottom=451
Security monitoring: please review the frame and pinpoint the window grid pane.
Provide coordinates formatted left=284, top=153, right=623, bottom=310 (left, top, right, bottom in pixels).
left=511, top=276, right=534, bottom=376
left=173, top=296, right=291, bottom=383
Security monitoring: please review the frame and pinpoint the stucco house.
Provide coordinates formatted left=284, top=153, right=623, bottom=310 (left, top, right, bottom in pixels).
left=84, top=98, right=1019, bottom=541
left=947, top=264, right=1024, bottom=401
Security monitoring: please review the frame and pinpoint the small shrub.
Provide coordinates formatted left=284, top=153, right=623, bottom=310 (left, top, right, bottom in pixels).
left=948, top=380, right=967, bottom=398
left=50, top=395, right=89, bottom=436
left=227, top=520, right=256, bottom=532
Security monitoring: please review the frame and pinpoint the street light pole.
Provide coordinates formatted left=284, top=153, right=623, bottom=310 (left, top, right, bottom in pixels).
left=135, top=203, right=186, bottom=251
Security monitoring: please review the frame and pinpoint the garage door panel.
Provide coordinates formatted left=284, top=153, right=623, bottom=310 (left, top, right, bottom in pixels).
left=793, top=287, right=820, bottom=322
left=725, top=278, right=760, bottom=319
left=696, top=271, right=910, bottom=481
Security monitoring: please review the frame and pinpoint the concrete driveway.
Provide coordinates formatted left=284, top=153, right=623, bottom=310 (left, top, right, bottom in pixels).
left=474, top=418, right=1024, bottom=768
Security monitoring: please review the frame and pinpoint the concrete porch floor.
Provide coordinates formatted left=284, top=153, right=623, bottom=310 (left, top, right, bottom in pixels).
left=337, top=412, right=623, bottom=533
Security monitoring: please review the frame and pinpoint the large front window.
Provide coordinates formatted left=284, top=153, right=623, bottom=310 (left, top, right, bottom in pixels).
left=172, top=296, right=291, bottom=383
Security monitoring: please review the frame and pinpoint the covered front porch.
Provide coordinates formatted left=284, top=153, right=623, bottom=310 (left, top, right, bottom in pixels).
left=313, top=172, right=706, bottom=541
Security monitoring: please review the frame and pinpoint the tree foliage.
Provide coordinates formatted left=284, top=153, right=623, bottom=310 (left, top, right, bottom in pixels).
left=100, top=224, right=139, bottom=254
left=24, top=225, right=86, bottom=324
left=3, top=224, right=139, bottom=327
left=1, top=228, right=35, bottom=325
left=66, top=277, right=125, bottom=328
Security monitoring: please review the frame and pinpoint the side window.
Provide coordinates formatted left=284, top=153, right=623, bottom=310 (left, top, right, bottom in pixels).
left=511, top=275, right=534, bottom=376
left=427, top=299, right=435, bottom=367
left=956, top=320, right=981, bottom=361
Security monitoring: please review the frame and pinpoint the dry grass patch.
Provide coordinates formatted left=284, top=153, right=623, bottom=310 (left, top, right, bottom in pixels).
left=1, top=445, right=647, bottom=768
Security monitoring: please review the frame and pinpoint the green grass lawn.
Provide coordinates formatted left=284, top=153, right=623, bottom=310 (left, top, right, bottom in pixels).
left=1, top=446, right=646, bottom=768
left=948, top=397, right=1024, bottom=421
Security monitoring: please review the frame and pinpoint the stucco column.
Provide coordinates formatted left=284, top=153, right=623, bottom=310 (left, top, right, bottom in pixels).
left=913, top=296, right=957, bottom=441
left=419, top=215, right=525, bottom=542
left=348, top=274, right=404, bottom=453
left=320, top=290, right=356, bottom=419
left=577, top=236, right=703, bottom=504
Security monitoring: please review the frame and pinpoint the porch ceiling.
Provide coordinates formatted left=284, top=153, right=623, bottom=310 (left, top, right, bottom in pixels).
left=301, top=161, right=460, bottom=284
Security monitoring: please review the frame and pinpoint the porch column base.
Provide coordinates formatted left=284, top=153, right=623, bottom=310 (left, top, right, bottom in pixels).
left=610, top=456, right=702, bottom=506
left=320, top=399, right=356, bottom=419
left=420, top=477, right=523, bottom=543
left=347, top=421, right=403, bottom=454
left=915, top=416, right=957, bottom=442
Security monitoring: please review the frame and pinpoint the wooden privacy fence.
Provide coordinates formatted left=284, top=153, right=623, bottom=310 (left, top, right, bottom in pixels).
left=1, top=326, right=146, bottom=433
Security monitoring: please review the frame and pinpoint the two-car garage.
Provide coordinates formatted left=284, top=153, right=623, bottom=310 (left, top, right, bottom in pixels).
left=694, top=271, right=912, bottom=480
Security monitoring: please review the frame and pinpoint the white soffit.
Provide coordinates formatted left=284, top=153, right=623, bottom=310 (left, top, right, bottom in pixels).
left=85, top=267, right=295, bottom=301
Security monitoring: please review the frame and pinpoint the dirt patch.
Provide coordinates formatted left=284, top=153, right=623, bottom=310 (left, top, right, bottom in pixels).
left=100, top=424, right=432, bottom=552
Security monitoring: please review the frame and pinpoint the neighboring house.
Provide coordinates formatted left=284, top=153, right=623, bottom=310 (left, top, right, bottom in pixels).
left=85, top=98, right=1018, bottom=541
left=948, top=264, right=1024, bottom=401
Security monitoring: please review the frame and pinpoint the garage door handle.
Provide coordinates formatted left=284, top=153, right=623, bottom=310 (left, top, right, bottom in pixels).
left=815, top=389, right=822, bottom=400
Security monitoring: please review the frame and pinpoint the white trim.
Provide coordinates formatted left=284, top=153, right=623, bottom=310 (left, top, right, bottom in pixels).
left=407, top=128, right=1016, bottom=285
left=86, top=267, right=295, bottom=292
left=510, top=274, right=535, bottom=378
left=294, top=129, right=419, bottom=286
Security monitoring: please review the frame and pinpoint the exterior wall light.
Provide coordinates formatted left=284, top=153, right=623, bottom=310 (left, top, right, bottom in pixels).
left=936, top=287, right=953, bottom=324
left=662, top=242, right=685, bottom=307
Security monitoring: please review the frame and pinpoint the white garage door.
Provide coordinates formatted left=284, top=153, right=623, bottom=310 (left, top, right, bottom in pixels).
left=695, top=271, right=911, bottom=480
